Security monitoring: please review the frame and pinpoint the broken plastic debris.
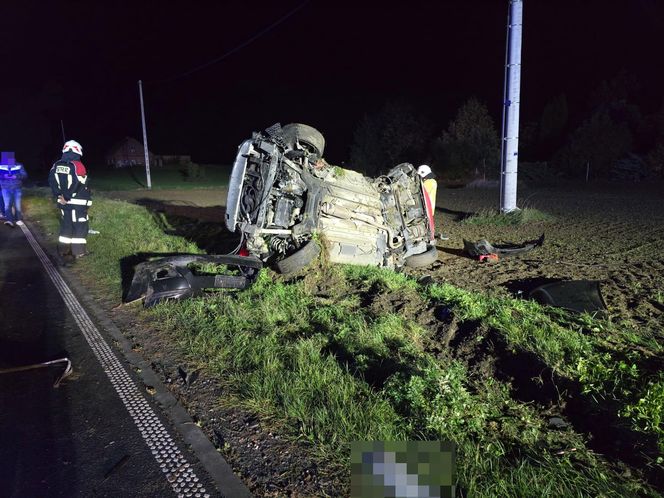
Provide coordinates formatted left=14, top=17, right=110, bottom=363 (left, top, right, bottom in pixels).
left=529, top=280, right=606, bottom=314
left=463, top=234, right=544, bottom=259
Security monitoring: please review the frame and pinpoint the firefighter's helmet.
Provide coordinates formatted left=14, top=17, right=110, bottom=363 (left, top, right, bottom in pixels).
left=417, top=164, right=432, bottom=177
left=63, top=140, right=83, bottom=156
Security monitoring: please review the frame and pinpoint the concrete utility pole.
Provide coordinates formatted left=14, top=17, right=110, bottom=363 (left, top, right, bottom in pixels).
left=499, top=0, right=523, bottom=213
left=138, top=80, right=152, bottom=189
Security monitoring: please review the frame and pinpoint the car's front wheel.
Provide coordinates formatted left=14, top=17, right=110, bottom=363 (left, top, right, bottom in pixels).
left=405, top=245, right=438, bottom=268
left=275, top=240, right=321, bottom=274
left=281, top=123, right=325, bottom=159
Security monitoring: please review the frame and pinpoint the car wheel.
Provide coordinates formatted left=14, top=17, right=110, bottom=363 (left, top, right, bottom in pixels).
left=282, top=123, right=325, bottom=158
left=275, top=240, right=321, bottom=274
left=405, top=245, right=438, bottom=268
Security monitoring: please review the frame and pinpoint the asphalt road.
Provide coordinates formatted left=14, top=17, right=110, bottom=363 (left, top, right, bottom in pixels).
left=0, top=225, right=216, bottom=497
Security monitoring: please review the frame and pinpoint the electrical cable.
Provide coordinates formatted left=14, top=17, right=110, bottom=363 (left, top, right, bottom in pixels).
left=151, top=0, right=310, bottom=84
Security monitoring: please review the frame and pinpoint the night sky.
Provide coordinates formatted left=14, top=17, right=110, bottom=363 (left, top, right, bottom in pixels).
left=2, top=0, right=664, bottom=170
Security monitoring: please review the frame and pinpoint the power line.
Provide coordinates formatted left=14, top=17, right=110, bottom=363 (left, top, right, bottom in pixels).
left=151, top=0, right=310, bottom=85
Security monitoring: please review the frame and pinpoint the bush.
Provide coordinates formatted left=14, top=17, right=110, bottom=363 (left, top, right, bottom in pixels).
left=185, top=162, right=205, bottom=181
left=433, top=98, right=500, bottom=181
left=555, top=109, right=632, bottom=178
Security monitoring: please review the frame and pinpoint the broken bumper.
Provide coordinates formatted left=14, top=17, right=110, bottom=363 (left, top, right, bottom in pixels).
left=463, top=234, right=545, bottom=258
left=125, top=254, right=262, bottom=307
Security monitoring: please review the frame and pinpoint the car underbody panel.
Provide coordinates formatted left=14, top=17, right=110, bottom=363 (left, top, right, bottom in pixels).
left=318, top=169, right=388, bottom=266
left=529, top=280, right=606, bottom=314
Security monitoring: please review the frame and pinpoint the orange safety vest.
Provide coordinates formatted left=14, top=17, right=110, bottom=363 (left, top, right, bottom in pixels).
left=422, top=178, right=437, bottom=210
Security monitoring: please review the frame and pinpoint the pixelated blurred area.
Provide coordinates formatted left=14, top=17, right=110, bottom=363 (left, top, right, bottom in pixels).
left=351, top=441, right=456, bottom=498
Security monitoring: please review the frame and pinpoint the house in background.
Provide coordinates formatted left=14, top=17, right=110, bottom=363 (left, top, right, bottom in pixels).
left=105, top=137, right=159, bottom=168
left=159, top=154, right=192, bottom=164
left=106, top=137, right=192, bottom=168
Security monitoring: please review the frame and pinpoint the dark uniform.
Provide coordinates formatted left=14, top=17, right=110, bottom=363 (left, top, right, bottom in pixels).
left=0, top=156, right=28, bottom=226
left=48, top=151, right=92, bottom=258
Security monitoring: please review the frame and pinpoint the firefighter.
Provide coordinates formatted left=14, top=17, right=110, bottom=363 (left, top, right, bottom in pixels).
left=48, top=140, right=92, bottom=261
left=417, top=164, right=437, bottom=211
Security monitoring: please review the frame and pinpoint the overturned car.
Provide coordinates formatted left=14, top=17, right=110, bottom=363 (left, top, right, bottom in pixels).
left=225, top=123, right=438, bottom=273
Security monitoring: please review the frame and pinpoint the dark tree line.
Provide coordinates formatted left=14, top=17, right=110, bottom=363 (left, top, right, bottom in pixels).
left=349, top=73, right=664, bottom=182
left=348, top=97, right=500, bottom=182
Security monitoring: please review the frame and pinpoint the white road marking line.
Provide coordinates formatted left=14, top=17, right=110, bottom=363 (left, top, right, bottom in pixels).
left=19, top=223, right=210, bottom=498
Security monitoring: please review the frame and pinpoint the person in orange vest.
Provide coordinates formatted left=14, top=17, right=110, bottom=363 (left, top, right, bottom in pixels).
left=417, top=164, right=437, bottom=209
left=417, top=164, right=438, bottom=241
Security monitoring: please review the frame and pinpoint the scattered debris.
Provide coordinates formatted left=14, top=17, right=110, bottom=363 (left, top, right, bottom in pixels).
left=125, top=254, right=262, bottom=307
left=548, top=417, right=570, bottom=429
left=463, top=234, right=545, bottom=259
left=417, top=275, right=435, bottom=286
left=529, top=280, right=607, bottom=314
left=434, top=305, right=453, bottom=323
left=0, top=357, right=73, bottom=388
left=178, top=365, right=200, bottom=387
left=103, top=454, right=131, bottom=481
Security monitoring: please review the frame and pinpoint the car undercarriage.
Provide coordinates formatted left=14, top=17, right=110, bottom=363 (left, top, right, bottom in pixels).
left=225, top=123, right=438, bottom=273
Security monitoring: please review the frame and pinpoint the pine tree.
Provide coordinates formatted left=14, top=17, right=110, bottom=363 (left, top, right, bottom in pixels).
left=435, top=98, right=500, bottom=180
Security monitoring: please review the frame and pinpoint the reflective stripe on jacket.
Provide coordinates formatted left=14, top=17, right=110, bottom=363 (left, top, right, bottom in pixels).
left=49, top=160, right=91, bottom=202
left=68, top=198, right=92, bottom=206
left=0, top=164, right=27, bottom=189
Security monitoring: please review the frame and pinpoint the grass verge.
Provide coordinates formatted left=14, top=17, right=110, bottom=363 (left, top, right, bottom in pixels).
left=91, top=163, right=230, bottom=191
left=24, top=190, right=201, bottom=296
left=462, top=207, right=554, bottom=226
left=23, top=191, right=663, bottom=497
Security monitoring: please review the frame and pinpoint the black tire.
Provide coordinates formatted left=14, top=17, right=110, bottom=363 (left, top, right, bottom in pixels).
left=275, top=240, right=321, bottom=274
left=405, top=245, right=438, bottom=268
left=282, top=123, right=325, bottom=158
